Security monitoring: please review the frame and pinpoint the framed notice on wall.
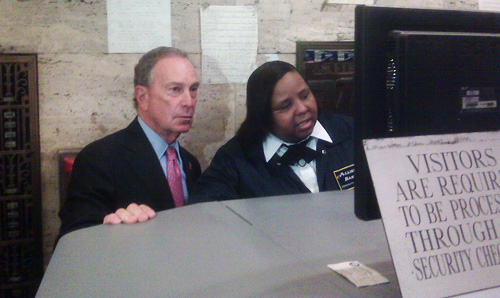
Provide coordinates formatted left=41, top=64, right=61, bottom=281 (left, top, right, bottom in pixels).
left=296, top=41, right=354, bottom=116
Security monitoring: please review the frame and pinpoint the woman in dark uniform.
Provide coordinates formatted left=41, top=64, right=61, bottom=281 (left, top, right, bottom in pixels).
left=190, top=61, right=354, bottom=202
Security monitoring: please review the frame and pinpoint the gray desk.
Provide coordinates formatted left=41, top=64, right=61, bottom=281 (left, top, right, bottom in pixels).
left=36, top=190, right=401, bottom=297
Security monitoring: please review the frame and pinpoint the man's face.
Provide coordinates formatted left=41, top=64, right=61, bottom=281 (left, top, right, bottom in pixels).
left=270, top=71, right=318, bottom=143
left=136, top=56, right=199, bottom=144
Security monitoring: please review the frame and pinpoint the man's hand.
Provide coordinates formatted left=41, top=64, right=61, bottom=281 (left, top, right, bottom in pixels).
left=103, top=203, right=156, bottom=225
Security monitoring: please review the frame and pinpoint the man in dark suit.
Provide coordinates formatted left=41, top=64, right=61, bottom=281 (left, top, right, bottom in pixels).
left=190, top=61, right=353, bottom=202
left=58, top=47, right=201, bottom=238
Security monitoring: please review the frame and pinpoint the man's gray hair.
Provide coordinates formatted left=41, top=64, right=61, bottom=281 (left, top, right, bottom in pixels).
left=134, top=47, right=189, bottom=87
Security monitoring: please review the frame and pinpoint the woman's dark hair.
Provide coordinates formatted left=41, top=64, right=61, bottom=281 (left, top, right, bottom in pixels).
left=236, top=61, right=298, bottom=145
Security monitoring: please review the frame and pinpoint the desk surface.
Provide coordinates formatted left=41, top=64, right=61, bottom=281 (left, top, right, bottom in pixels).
left=37, top=190, right=402, bottom=297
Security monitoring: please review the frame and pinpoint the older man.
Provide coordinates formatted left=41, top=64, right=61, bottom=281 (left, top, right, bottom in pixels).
left=58, top=47, right=201, bottom=239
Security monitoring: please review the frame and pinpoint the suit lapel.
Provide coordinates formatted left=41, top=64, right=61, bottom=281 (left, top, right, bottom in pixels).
left=178, top=146, right=195, bottom=190
left=276, top=164, right=311, bottom=193
left=121, top=119, right=174, bottom=209
left=315, top=115, right=355, bottom=191
left=316, top=138, right=354, bottom=191
left=252, top=143, right=310, bottom=193
left=316, top=140, right=335, bottom=191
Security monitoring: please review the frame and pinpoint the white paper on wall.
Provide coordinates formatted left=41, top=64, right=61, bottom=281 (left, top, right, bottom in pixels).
left=325, top=0, right=374, bottom=4
left=479, top=0, right=500, bottom=11
left=201, top=5, right=258, bottom=84
left=107, top=0, right=171, bottom=53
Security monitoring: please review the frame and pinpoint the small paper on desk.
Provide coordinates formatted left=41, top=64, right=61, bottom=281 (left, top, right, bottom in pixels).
left=328, top=261, right=390, bottom=287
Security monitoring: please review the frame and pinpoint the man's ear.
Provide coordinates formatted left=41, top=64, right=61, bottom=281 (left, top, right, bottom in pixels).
left=135, top=85, right=149, bottom=110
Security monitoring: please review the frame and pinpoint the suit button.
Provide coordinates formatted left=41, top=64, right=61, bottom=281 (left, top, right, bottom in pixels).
left=321, top=149, right=326, bottom=154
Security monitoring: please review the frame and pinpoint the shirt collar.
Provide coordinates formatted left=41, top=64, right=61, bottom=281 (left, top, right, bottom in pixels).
left=263, top=119, right=332, bottom=162
left=312, top=119, right=332, bottom=143
left=138, top=116, right=179, bottom=159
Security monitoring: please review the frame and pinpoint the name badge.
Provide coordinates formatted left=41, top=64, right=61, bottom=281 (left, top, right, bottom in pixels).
left=334, top=164, right=355, bottom=190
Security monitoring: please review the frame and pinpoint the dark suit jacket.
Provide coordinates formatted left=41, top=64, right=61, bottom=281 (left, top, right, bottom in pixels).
left=189, top=113, right=354, bottom=203
left=58, top=118, right=201, bottom=239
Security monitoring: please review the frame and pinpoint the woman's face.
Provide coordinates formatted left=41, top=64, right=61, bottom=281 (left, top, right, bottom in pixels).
left=270, top=71, right=318, bottom=143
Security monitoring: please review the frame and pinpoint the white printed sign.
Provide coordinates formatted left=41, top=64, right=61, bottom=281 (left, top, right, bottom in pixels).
left=364, top=132, right=500, bottom=298
left=200, top=5, right=258, bottom=84
left=325, top=0, right=374, bottom=4
left=107, top=0, right=171, bottom=53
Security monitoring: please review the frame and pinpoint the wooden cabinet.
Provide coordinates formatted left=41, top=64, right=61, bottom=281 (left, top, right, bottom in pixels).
left=296, top=41, right=355, bottom=117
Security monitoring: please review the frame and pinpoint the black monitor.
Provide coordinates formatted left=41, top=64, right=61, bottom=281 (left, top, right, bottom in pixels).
left=354, top=5, right=500, bottom=220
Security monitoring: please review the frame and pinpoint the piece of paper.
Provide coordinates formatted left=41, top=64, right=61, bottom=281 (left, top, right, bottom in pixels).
left=364, top=132, right=500, bottom=298
left=201, top=6, right=258, bottom=84
left=479, top=0, right=500, bottom=11
left=328, top=261, right=390, bottom=287
left=325, top=0, right=374, bottom=4
left=107, top=0, right=171, bottom=53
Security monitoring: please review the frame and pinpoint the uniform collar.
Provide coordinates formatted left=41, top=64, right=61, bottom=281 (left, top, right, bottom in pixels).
left=263, top=119, right=332, bottom=162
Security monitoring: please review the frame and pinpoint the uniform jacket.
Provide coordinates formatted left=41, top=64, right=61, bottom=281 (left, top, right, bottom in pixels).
left=58, top=117, right=201, bottom=238
left=189, top=113, right=354, bottom=203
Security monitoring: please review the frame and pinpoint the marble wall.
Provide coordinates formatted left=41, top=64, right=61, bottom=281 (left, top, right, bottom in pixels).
left=0, top=0, right=479, bottom=265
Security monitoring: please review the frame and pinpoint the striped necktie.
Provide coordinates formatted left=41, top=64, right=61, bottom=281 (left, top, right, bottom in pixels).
left=166, top=146, right=185, bottom=207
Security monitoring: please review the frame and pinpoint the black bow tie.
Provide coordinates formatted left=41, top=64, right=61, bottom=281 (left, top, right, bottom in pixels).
left=279, top=141, right=317, bottom=166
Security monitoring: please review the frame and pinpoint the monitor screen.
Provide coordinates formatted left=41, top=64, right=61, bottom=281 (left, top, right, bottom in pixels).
left=354, top=5, right=500, bottom=220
